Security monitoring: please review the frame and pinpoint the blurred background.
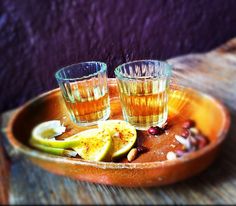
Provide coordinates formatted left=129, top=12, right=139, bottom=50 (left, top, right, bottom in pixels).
left=1, top=0, right=236, bottom=113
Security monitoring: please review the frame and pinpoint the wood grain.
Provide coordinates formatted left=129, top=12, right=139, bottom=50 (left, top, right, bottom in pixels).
left=0, top=135, right=10, bottom=204
left=168, top=38, right=236, bottom=111
left=0, top=110, right=14, bottom=204
left=1, top=38, right=236, bottom=204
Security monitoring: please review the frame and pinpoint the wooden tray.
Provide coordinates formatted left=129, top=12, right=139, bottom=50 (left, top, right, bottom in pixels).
left=6, top=79, right=230, bottom=187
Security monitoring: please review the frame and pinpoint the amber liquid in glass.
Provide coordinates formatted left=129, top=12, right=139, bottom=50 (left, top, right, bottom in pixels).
left=61, top=80, right=110, bottom=124
left=117, top=78, right=168, bottom=130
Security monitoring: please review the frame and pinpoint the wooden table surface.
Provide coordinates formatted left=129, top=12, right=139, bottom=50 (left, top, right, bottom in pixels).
left=1, top=38, right=236, bottom=204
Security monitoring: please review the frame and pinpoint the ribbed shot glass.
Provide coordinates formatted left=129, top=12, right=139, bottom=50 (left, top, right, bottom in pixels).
left=115, top=60, right=172, bottom=130
left=55, top=62, right=110, bottom=126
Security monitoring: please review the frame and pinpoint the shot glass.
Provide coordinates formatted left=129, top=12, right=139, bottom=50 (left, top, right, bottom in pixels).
left=114, top=60, right=172, bottom=130
left=55, top=62, right=110, bottom=126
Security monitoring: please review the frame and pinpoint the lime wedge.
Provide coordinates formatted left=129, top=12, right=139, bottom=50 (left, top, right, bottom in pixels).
left=32, top=120, right=66, bottom=138
left=30, top=121, right=112, bottom=161
left=98, top=120, right=137, bottom=159
left=30, top=138, right=77, bottom=157
left=68, top=128, right=112, bottom=161
left=31, top=120, right=88, bottom=148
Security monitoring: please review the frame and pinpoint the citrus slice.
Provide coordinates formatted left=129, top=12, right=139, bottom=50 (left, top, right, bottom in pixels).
left=31, top=120, right=90, bottom=148
left=32, top=120, right=66, bottom=138
left=67, top=128, right=112, bottom=161
left=30, top=138, right=77, bottom=157
left=98, top=120, right=137, bottom=159
left=30, top=121, right=112, bottom=161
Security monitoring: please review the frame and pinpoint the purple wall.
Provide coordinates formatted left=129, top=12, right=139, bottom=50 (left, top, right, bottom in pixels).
left=1, top=0, right=236, bottom=113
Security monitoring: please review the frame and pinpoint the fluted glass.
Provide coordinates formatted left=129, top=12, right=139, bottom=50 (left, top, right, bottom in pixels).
left=55, top=62, right=110, bottom=126
left=115, top=60, right=172, bottom=130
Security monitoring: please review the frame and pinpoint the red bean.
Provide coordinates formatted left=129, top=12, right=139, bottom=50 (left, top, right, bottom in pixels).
left=182, top=120, right=196, bottom=129
left=147, top=126, right=164, bottom=135
left=181, top=129, right=190, bottom=138
left=136, top=146, right=149, bottom=153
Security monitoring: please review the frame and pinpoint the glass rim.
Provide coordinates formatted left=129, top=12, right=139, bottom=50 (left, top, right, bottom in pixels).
left=114, top=59, right=172, bottom=80
left=55, top=61, right=107, bottom=81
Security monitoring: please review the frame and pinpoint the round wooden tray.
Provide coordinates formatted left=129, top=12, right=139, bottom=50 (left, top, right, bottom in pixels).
left=6, top=79, right=230, bottom=187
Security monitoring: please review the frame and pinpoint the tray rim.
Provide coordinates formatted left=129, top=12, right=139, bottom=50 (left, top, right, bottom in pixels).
left=6, top=78, right=231, bottom=170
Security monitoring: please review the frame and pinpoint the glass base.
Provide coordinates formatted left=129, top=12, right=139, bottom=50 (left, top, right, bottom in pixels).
left=123, top=112, right=168, bottom=131
left=70, top=108, right=110, bottom=127
left=131, top=118, right=167, bottom=130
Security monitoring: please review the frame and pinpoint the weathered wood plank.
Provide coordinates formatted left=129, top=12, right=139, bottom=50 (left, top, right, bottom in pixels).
left=1, top=38, right=236, bottom=204
left=0, top=115, right=11, bottom=204
left=168, top=38, right=236, bottom=111
left=0, top=144, right=10, bottom=204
